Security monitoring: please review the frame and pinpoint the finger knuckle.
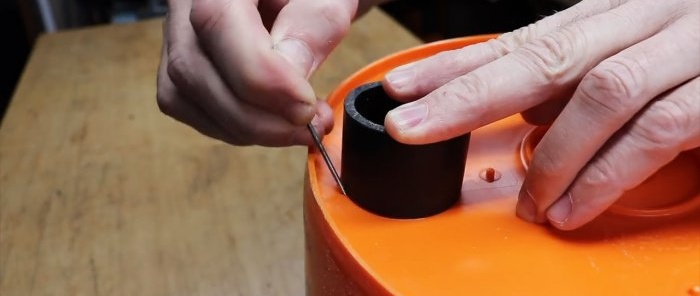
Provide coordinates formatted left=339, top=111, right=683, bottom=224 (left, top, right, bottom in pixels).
left=578, top=59, right=645, bottom=116
left=514, top=26, right=581, bottom=83
left=580, top=156, right=619, bottom=189
left=440, top=75, right=489, bottom=115
left=511, top=22, right=539, bottom=44
left=422, top=75, right=489, bottom=135
left=487, top=35, right=518, bottom=58
left=494, top=22, right=540, bottom=55
left=455, top=74, right=487, bottom=98
left=166, top=50, right=195, bottom=88
left=607, top=0, right=625, bottom=8
left=630, top=99, right=692, bottom=149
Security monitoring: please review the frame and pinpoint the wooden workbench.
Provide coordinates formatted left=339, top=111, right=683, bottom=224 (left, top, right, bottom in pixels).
left=0, top=9, right=420, bottom=295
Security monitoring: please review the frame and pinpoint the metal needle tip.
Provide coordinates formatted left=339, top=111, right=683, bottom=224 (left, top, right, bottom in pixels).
left=307, top=123, right=347, bottom=195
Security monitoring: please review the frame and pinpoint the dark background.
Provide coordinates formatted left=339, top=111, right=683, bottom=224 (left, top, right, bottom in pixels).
left=0, top=0, right=570, bottom=121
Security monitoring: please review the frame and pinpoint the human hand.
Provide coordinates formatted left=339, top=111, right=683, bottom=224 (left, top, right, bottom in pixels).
left=157, top=0, right=372, bottom=146
left=382, top=0, right=700, bottom=229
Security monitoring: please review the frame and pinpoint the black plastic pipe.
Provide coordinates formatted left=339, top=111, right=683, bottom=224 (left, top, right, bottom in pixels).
left=341, top=82, right=470, bottom=219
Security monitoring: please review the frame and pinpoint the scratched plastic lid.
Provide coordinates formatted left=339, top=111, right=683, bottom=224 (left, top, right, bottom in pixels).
left=306, top=35, right=700, bottom=296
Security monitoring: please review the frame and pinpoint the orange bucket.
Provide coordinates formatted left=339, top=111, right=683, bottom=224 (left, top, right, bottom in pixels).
left=305, top=35, right=700, bottom=296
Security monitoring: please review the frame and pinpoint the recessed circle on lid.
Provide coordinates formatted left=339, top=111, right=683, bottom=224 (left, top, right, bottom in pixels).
left=519, top=126, right=700, bottom=218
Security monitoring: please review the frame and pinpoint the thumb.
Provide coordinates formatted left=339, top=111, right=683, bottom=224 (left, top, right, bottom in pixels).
left=270, top=0, right=358, bottom=78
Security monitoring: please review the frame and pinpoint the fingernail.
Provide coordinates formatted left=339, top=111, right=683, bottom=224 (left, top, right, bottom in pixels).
left=386, top=102, right=427, bottom=131
left=385, top=62, right=416, bottom=90
left=276, top=38, right=314, bottom=77
left=516, top=189, right=537, bottom=222
left=547, top=192, right=572, bottom=226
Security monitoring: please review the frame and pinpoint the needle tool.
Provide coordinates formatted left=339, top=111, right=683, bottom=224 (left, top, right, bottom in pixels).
left=307, top=123, right=347, bottom=195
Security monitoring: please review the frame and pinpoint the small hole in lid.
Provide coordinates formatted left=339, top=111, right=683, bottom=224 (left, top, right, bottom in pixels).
left=688, top=285, right=700, bottom=296
left=479, top=167, right=501, bottom=183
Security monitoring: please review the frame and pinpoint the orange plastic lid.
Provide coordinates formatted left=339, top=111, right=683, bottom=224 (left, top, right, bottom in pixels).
left=307, top=35, right=700, bottom=295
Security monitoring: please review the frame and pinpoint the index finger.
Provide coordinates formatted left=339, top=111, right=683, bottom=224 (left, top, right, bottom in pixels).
left=381, top=0, right=628, bottom=100
left=384, top=0, right=675, bottom=144
left=190, top=0, right=317, bottom=125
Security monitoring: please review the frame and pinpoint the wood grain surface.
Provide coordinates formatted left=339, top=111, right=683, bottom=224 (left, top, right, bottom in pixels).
left=0, top=9, right=420, bottom=296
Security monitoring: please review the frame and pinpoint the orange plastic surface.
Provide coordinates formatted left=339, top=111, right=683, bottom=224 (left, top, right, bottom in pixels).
left=305, top=35, right=700, bottom=296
